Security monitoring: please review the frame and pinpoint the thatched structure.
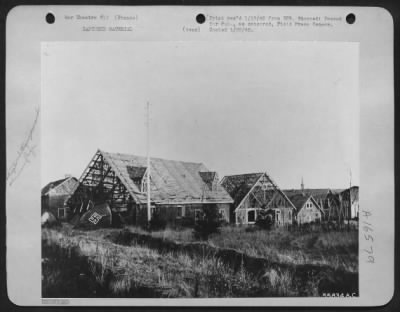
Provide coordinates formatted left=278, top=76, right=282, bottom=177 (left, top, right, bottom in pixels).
left=220, top=172, right=296, bottom=226
left=68, top=149, right=233, bottom=226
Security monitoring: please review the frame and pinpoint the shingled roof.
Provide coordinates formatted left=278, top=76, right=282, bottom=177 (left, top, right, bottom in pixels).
left=285, top=192, right=309, bottom=209
left=220, top=173, right=264, bottom=207
left=99, top=150, right=233, bottom=205
left=284, top=191, right=322, bottom=211
left=221, top=172, right=296, bottom=211
left=283, top=188, right=345, bottom=202
left=41, top=177, right=78, bottom=196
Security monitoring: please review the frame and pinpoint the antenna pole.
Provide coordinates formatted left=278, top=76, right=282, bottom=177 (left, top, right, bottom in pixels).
left=348, top=169, right=352, bottom=230
left=147, top=102, right=151, bottom=223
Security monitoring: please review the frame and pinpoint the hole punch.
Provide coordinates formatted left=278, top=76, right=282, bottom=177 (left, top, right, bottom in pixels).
left=196, top=14, right=206, bottom=24
left=346, top=13, right=356, bottom=24
left=46, top=12, right=55, bottom=24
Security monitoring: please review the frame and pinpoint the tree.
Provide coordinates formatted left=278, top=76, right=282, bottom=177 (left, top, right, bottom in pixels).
left=255, top=209, right=274, bottom=230
left=193, top=204, right=222, bottom=240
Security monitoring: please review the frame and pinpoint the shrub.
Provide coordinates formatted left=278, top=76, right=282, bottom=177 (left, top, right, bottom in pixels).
left=193, top=205, right=222, bottom=240
left=255, top=209, right=273, bottom=230
left=245, top=226, right=258, bottom=233
left=149, top=209, right=167, bottom=231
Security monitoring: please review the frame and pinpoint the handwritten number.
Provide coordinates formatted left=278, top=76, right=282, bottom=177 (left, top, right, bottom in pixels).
left=367, top=256, right=375, bottom=263
left=363, top=246, right=373, bottom=254
left=362, top=210, right=372, bottom=218
left=364, top=234, right=374, bottom=242
left=363, top=225, right=373, bottom=233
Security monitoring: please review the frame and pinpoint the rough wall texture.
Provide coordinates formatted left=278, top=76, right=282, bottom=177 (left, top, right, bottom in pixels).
left=297, top=201, right=322, bottom=224
left=42, top=194, right=71, bottom=220
left=132, top=203, right=231, bottom=227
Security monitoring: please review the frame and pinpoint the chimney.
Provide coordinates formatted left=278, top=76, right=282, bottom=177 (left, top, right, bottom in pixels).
left=301, top=177, right=305, bottom=194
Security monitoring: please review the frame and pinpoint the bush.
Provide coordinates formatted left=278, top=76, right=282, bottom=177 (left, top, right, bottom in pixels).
left=193, top=205, right=222, bottom=240
left=148, top=209, right=166, bottom=231
left=245, top=226, right=258, bottom=233
left=255, top=209, right=273, bottom=230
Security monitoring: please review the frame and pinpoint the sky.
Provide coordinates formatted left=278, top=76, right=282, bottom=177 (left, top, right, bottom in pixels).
left=42, top=41, right=359, bottom=189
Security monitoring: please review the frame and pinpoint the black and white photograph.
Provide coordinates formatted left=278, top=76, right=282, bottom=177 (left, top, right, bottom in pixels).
left=40, top=40, right=359, bottom=298
left=5, top=6, right=394, bottom=306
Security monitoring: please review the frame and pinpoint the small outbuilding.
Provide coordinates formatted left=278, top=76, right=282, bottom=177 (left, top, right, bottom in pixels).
left=41, top=176, right=79, bottom=221
left=285, top=191, right=324, bottom=224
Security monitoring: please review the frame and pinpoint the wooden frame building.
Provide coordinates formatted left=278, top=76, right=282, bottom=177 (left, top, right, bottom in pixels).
left=220, top=172, right=296, bottom=226
left=283, top=187, right=359, bottom=223
left=41, top=176, right=79, bottom=220
left=284, top=191, right=324, bottom=224
left=67, top=149, right=233, bottom=226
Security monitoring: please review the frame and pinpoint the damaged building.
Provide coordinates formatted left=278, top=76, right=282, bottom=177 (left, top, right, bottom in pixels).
left=67, top=149, right=233, bottom=226
left=220, top=172, right=296, bottom=226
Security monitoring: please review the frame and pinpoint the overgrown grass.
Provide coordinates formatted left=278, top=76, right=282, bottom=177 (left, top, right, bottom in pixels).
left=127, top=225, right=194, bottom=242
left=125, top=224, right=358, bottom=272
left=209, top=226, right=358, bottom=272
left=43, top=226, right=307, bottom=298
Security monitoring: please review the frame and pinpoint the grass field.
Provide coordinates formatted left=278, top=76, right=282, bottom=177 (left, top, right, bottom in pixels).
left=42, top=223, right=358, bottom=298
left=127, top=225, right=358, bottom=272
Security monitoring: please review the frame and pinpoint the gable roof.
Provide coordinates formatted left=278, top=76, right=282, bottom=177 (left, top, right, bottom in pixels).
left=340, top=186, right=359, bottom=204
left=41, top=177, right=78, bottom=196
left=221, top=172, right=296, bottom=211
left=220, top=173, right=264, bottom=208
left=98, top=150, right=233, bottom=205
left=283, top=188, right=345, bottom=202
left=285, top=192, right=309, bottom=210
left=285, top=191, right=323, bottom=213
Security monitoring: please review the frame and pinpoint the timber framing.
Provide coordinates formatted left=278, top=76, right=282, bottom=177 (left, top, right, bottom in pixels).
left=68, top=150, right=133, bottom=213
left=67, top=149, right=233, bottom=217
left=232, top=172, right=296, bottom=213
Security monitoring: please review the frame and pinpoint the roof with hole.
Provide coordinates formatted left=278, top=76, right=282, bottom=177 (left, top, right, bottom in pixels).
left=284, top=191, right=322, bottom=211
left=285, top=192, right=310, bottom=210
left=339, top=186, right=359, bottom=204
left=99, top=150, right=233, bottom=205
left=220, top=173, right=264, bottom=207
left=199, top=171, right=217, bottom=185
left=221, top=172, right=297, bottom=211
left=41, top=177, right=78, bottom=196
left=283, top=188, right=345, bottom=202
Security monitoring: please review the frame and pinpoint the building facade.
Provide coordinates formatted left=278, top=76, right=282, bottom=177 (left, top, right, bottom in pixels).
left=221, top=172, right=296, bottom=226
left=283, top=186, right=359, bottom=223
left=41, top=176, right=79, bottom=220
left=67, top=149, right=233, bottom=227
left=285, top=191, right=324, bottom=224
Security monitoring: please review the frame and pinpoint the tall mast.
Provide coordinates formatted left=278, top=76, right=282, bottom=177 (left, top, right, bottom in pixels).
left=147, top=102, right=151, bottom=222
left=349, top=169, right=352, bottom=219
left=346, top=169, right=352, bottom=230
left=349, top=169, right=352, bottom=189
